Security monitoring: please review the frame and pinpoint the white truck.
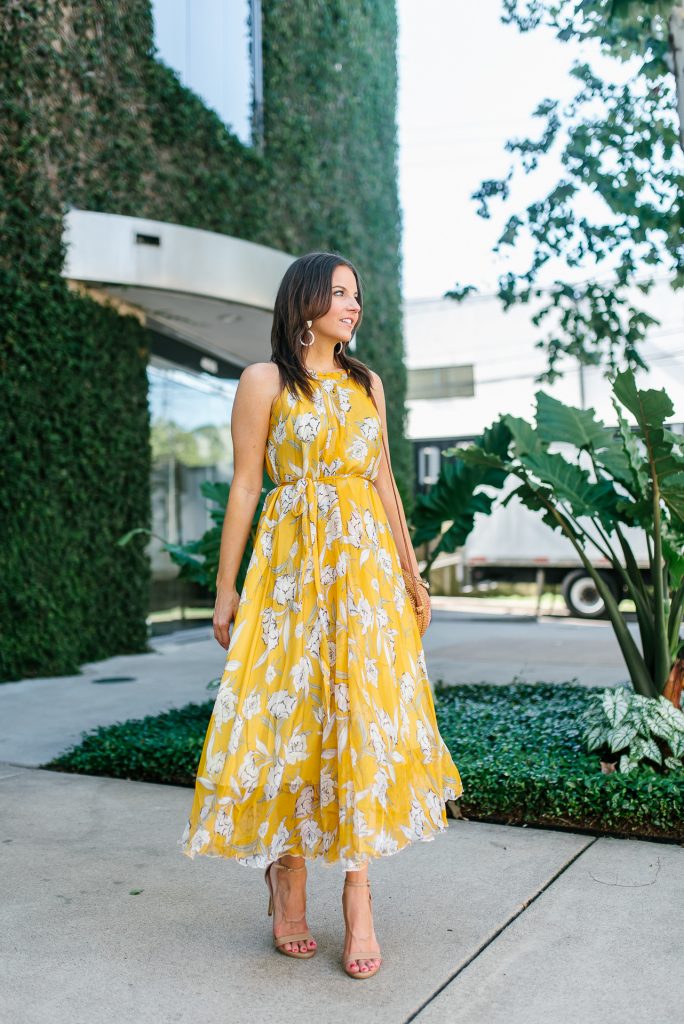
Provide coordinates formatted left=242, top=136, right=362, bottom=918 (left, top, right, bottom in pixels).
left=460, top=487, right=651, bottom=618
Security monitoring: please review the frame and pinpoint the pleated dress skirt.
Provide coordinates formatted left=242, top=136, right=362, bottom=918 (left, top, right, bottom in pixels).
left=178, top=368, right=463, bottom=870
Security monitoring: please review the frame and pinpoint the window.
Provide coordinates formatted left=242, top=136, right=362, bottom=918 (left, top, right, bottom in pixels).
left=151, top=0, right=263, bottom=148
left=407, top=364, right=475, bottom=401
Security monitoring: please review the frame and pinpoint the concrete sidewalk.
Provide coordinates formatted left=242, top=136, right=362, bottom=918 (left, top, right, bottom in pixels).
left=0, top=610, right=634, bottom=767
left=1, top=762, right=681, bottom=1024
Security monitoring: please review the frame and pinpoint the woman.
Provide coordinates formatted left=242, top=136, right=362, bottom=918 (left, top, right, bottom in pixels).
left=179, top=251, right=463, bottom=979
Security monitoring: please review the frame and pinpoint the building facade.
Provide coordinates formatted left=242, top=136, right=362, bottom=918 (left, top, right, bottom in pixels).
left=0, top=0, right=404, bottom=681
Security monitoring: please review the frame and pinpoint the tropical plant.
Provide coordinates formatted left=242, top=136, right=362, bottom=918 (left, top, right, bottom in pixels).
left=119, top=477, right=271, bottom=597
left=447, top=0, right=684, bottom=380
left=581, top=686, right=684, bottom=773
left=412, top=369, right=684, bottom=703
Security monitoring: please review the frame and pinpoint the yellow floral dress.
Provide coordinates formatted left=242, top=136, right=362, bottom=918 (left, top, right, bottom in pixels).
left=179, top=368, right=463, bottom=870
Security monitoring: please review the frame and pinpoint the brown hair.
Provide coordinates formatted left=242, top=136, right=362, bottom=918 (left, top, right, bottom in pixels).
left=270, top=251, right=374, bottom=403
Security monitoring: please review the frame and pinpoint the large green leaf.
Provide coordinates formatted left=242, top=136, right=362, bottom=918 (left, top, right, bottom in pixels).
left=535, top=391, right=609, bottom=449
left=610, top=400, right=650, bottom=498
left=661, top=475, right=684, bottom=528
left=502, top=414, right=546, bottom=456
left=412, top=420, right=512, bottom=553
left=614, top=370, right=684, bottom=483
left=517, top=449, right=619, bottom=522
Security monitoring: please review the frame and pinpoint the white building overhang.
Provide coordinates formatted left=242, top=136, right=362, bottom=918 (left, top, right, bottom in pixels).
left=61, top=208, right=296, bottom=373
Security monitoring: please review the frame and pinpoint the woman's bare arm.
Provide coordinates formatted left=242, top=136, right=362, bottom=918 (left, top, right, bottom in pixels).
left=213, top=363, right=279, bottom=648
left=369, top=370, right=421, bottom=578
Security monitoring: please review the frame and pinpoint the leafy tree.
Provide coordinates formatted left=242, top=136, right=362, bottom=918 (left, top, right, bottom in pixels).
left=412, top=370, right=684, bottom=705
left=447, top=0, right=684, bottom=381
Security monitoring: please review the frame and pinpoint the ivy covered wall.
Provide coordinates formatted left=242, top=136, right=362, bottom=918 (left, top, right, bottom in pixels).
left=0, top=0, right=406, bottom=681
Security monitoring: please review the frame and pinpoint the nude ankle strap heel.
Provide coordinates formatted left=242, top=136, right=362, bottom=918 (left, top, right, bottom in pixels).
left=341, top=880, right=383, bottom=979
left=265, top=861, right=316, bottom=960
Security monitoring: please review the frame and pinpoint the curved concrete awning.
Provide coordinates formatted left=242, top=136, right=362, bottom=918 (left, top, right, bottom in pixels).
left=61, top=208, right=296, bottom=373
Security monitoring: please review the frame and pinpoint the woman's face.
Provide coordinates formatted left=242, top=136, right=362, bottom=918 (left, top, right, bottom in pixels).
left=311, top=264, right=361, bottom=345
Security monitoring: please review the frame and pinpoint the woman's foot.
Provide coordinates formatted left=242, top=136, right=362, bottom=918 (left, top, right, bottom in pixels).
left=268, top=856, right=317, bottom=955
left=342, top=873, right=382, bottom=977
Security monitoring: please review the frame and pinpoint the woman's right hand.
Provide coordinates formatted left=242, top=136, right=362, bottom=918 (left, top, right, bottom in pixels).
left=213, top=587, right=241, bottom=650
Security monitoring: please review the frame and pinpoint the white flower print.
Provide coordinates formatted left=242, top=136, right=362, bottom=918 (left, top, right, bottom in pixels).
left=337, top=387, right=352, bottom=412
left=258, top=821, right=269, bottom=839
left=295, top=785, right=315, bottom=818
left=267, top=690, right=297, bottom=720
left=377, top=708, right=398, bottom=746
left=356, top=593, right=374, bottom=634
left=205, top=749, right=227, bottom=780
left=285, top=733, right=308, bottom=764
left=242, top=693, right=262, bottom=720
left=374, top=829, right=399, bottom=856
left=215, top=809, right=234, bottom=841
left=377, top=548, right=393, bottom=576
left=369, top=723, right=388, bottom=766
left=261, top=608, right=281, bottom=651
left=269, top=820, right=292, bottom=860
left=425, top=789, right=444, bottom=826
left=294, top=411, right=321, bottom=443
left=321, top=830, right=337, bottom=853
left=349, top=437, right=369, bottom=462
left=238, top=750, right=260, bottom=794
left=291, top=656, right=313, bottom=695
left=364, top=657, right=379, bottom=688
left=399, top=672, right=416, bottom=704
left=372, top=769, right=389, bottom=810
left=352, top=807, right=374, bottom=838
left=273, top=572, right=297, bottom=605
left=227, top=714, right=244, bottom=755
left=359, top=416, right=380, bottom=441
left=264, top=758, right=285, bottom=801
left=347, top=508, right=363, bottom=548
left=363, top=509, right=378, bottom=546
left=316, top=482, right=338, bottom=514
left=273, top=417, right=286, bottom=444
left=214, top=685, right=237, bottom=725
left=335, top=550, right=348, bottom=577
left=289, top=775, right=303, bottom=794
left=190, top=827, right=210, bottom=854
left=417, top=720, right=433, bottom=764
left=320, top=766, right=335, bottom=807
left=260, top=529, right=273, bottom=559
left=407, top=799, right=428, bottom=839
left=325, top=507, right=343, bottom=545
left=320, top=563, right=337, bottom=586
left=265, top=664, right=277, bottom=684
left=334, top=681, right=350, bottom=714
left=299, top=819, right=323, bottom=850
left=312, top=388, right=326, bottom=415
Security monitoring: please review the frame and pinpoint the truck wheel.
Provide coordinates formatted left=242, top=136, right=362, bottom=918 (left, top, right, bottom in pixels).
left=561, top=570, right=618, bottom=619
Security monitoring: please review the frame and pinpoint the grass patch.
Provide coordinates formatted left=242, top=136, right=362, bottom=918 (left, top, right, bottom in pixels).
left=43, top=683, right=684, bottom=842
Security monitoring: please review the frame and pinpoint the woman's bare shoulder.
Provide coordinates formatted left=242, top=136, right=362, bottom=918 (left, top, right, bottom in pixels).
left=238, top=362, right=282, bottom=400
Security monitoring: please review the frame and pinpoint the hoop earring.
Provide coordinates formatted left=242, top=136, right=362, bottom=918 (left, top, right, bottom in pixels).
left=334, top=341, right=343, bottom=355
left=300, top=320, right=315, bottom=347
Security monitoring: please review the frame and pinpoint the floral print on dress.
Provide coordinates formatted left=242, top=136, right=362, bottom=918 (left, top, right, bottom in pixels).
left=179, top=370, right=463, bottom=870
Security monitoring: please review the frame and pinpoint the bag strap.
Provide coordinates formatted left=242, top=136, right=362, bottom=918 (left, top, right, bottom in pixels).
left=369, top=390, right=420, bottom=606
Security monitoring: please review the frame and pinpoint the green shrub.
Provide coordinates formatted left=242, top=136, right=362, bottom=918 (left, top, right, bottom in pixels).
left=44, top=682, right=684, bottom=841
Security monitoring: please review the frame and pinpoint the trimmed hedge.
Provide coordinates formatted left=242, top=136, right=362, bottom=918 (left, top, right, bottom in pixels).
left=0, top=0, right=405, bottom=681
left=44, top=683, right=684, bottom=841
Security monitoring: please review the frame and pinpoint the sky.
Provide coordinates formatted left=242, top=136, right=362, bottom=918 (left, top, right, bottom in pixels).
left=397, top=1, right=599, bottom=299
left=395, top=2, right=683, bottom=407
